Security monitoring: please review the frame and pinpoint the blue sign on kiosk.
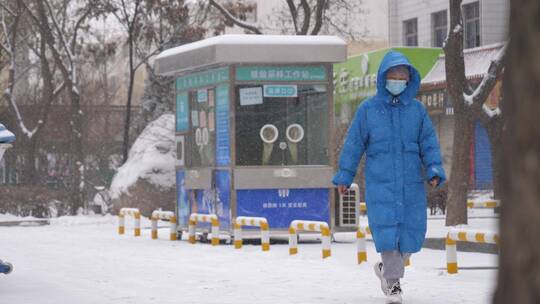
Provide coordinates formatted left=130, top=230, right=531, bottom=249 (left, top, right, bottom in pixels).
left=155, top=35, right=348, bottom=238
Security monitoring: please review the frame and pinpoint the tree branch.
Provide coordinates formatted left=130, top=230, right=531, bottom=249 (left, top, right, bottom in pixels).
left=299, top=0, right=311, bottom=35
left=69, top=7, right=93, bottom=55
left=209, top=0, right=262, bottom=34
left=0, top=2, right=16, bottom=17
left=134, top=46, right=161, bottom=72
left=285, top=0, right=299, bottom=34
left=43, top=0, right=73, bottom=64
left=310, top=0, right=326, bottom=35
left=465, top=44, right=507, bottom=109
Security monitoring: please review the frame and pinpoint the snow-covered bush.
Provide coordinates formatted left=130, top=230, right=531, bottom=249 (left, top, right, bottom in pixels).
left=108, top=114, right=176, bottom=216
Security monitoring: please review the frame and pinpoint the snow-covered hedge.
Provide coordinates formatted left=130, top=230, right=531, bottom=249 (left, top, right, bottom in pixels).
left=108, top=114, right=176, bottom=215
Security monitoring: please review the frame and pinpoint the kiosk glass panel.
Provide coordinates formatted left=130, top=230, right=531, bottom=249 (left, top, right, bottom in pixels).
left=186, top=88, right=216, bottom=168
left=235, top=84, right=329, bottom=166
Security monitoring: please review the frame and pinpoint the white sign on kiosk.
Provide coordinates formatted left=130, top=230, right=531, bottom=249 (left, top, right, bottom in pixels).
left=239, top=87, right=263, bottom=106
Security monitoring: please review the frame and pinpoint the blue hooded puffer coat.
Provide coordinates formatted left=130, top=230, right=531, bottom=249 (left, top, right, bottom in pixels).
left=332, top=51, right=447, bottom=253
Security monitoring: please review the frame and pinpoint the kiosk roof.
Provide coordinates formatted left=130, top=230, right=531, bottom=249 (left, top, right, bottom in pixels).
left=155, top=35, right=347, bottom=76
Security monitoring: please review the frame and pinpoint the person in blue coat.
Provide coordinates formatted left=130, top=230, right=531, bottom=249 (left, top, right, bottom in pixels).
left=333, top=51, right=446, bottom=304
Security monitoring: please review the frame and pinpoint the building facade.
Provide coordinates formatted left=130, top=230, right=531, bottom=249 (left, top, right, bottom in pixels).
left=388, top=0, right=509, bottom=190
left=388, top=0, right=508, bottom=48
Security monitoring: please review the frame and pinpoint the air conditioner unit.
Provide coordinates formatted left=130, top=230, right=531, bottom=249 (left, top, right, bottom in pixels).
left=339, top=183, right=360, bottom=227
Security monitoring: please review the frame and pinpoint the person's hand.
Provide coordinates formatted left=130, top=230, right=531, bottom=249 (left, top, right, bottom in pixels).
left=337, top=185, right=349, bottom=195
left=429, top=177, right=440, bottom=188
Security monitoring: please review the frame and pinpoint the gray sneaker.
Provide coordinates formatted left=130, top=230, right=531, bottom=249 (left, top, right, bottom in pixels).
left=373, top=262, right=387, bottom=295
left=385, top=281, right=402, bottom=304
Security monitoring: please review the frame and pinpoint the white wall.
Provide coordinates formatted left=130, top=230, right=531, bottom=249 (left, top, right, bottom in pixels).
left=388, top=0, right=508, bottom=47
left=481, top=0, right=509, bottom=45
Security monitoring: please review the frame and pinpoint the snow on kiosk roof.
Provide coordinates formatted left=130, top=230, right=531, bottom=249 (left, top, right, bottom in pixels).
left=155, top=34, right=347, bottom=76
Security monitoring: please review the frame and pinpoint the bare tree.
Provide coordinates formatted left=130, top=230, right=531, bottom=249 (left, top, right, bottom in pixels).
left=0, top=0, right=65, bottom=184
left=105, top=0, right=144, bottom=164
left=103, top=0, right=205, bottom=164
left=443, top=0, right=506, bottom=226
left=136, top=2, right=206, bottom=131
left=494, top=1, right=540, bottom=302
left=207, top=0, right=366, bottom=38
left=79, top=36, right=121, bottom=191
left=22, top=0, right=104, bottom=212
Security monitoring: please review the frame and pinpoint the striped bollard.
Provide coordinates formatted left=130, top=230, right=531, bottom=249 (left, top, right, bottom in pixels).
left=288, top=226, right=298, bottom=255
left=151, top=210, right=177, bottom=241
left=188, top=213, right=220, bottom=246
left=359, top=202, right=367, bottom=213
left=151, top=215, right=158, bottom=239
left=446, top=229, right=500, bottom=274
left=118, top=208, right=141, bottom=237
left=467, top=200, right=500, bottom=209
left=234, top=216, right=270, bottom=251
left=356, top=223, right=411, bottom=266
left=134, top=212, right=141, bottom=236
left=118, top=214, right=125, bottom=235
left=289, top=220, right=331, bottom=259
left=357, top=224, right=371, bottom=264
left=446, top=235, right=458, bottom=274
left=169, top=216, right=177, bottom=240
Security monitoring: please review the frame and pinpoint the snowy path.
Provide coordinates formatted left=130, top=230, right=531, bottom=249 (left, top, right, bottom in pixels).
left=0, top=216, right=497, bottom=304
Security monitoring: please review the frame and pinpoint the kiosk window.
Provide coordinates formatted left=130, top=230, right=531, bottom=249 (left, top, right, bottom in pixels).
left=186, top=88, right=215, bottom=168
left=235, top=84, right=329, bottom=166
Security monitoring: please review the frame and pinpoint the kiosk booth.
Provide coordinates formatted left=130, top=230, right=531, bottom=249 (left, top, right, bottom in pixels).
left=155, top=35, right=348, bottom=237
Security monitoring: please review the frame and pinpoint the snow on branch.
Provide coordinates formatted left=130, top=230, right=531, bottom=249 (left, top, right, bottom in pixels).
left=0, top=5, right=42, bottom=139
left=4, top=90, right=41, bottom=139
left=463, top=43, right=507, bottom=107
left=482, top=103, right=501, bottom=118
left=453, top=24, right=463, bottom=34
left=209, top=0, right=262, bottom=34
left=43, top=0, right=74, bottom=65
left=0, top=2, right=16, bottom=17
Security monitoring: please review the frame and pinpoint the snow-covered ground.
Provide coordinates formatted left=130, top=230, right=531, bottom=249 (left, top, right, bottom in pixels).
left=0, top=215, right=498, bottom=304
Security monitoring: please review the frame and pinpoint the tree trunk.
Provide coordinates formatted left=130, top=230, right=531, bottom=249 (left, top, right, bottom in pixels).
left=122, top=30, right=136, bottom=164
left=444, top=0, right=470, bottom=226
left=20, top=138, right=38, bottom=185
left=445, top=113, right=471, bottom=225
left=493, top=1, right=540, bottom=302
left=69, top=91, right=85, bottom=214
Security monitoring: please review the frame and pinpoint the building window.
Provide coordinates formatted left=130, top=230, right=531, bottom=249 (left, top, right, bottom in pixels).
left=432, top=10, right=448, bottom=47
left=463, top=1, right=480, bottom=48
left=403, top=18, right=418, bottom=46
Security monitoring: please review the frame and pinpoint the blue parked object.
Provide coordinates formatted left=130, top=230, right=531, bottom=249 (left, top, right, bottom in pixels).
left=332, top=51, right=446, bottom=254
left=0, top=260, right=12, bottom=274
left=0, top=123, right=16, bottom=144
left=0, top=123, right=14, bottom=275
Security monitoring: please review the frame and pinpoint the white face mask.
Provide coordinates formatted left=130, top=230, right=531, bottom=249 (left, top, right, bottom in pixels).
left=385, top=79, right=408, bottom=96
